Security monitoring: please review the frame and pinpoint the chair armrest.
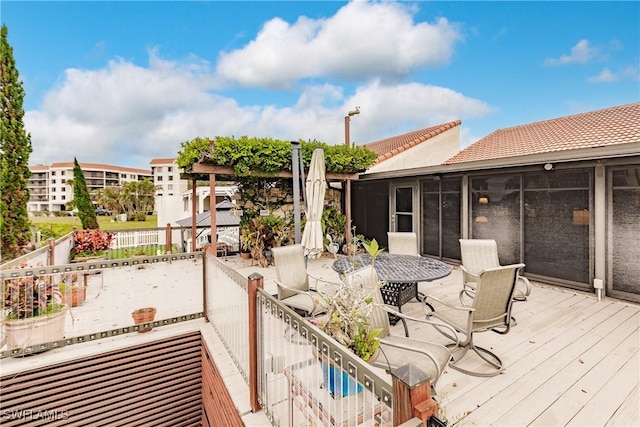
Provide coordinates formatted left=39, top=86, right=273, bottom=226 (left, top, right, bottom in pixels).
left=275, top=280, right=319, bottom=311
left=378, top=305, right=460, bottom=346
left=424, top=294, right=475, bottom=313
left=517, top=275, right=532, bottom=297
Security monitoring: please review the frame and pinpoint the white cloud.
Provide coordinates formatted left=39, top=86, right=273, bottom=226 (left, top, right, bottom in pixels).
left=216, top=1, right=462, bottom=89
left=544, top=39, right=597, bottom=66
left=588, top=68, right=617, bottom=83
left=23, top=3, right=491, bottom=169
left=587, top=66, right=640, bottom=83
left=25, top=50, right=490, bottom=168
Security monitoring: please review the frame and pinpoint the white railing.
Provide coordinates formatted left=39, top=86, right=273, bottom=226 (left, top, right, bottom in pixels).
left=110, top=230, right=160, bottom=249
left=205, top=254, right=250, bottom=380
left=257, top=291, right=394, bottom=426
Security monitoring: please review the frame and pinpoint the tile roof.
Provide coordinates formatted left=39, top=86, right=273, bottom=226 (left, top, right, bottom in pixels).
left=150, top=158, right=176, bottom=165
left=446, top=102, right=640, bottom=164
left=49, top=162, right=152, bottom=175
left=365, top=120, right=461, bottom=164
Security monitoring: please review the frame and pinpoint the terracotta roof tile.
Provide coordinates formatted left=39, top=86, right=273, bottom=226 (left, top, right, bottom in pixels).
left=150, top=158, right=176, bottom=165
left=446, top=103, right=640, bottom=164
left=365, top=120, right=461, bottom=164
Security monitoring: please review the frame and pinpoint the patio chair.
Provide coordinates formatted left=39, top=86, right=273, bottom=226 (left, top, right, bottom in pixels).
left=423, top=263, right=525, bottom=377
left=459, top=239, right=531, bottom=332
left=346, top=266, right=455, bottom=387
left=271, top=244, right=322, bottom=317
left=387, top=232, right=420, bottom=256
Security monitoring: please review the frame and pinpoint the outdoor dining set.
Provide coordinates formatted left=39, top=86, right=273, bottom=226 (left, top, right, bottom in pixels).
left=270, top=232, right=531, bottom=386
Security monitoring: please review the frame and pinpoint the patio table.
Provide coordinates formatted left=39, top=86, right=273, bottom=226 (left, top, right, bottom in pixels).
left=332, top=253, right=452, bottom=325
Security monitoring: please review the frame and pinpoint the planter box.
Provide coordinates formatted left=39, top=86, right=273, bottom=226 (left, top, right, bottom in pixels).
left=3, top=306, right=68, bottom=352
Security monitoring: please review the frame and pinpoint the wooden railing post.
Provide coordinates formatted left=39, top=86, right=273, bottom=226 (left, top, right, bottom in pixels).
left=392, top=364, right=439, bottom=426
left=165, top=223, right=172, bottom=254
left=247, top=273, right=264, bottom=413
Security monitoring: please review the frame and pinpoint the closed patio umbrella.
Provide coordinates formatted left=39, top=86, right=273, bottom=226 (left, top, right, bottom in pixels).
left=301, top=148, right=326, bottom=258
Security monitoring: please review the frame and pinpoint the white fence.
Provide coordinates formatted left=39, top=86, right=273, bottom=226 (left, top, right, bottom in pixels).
left=110, top=230, right=160, bottom=249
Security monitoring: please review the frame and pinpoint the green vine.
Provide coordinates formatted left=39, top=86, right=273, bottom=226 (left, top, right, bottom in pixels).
left=177, top=136, right=377, bottom=175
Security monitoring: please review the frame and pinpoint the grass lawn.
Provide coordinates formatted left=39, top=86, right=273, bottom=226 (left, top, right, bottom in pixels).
left=30, top=214, right=159, bottom=232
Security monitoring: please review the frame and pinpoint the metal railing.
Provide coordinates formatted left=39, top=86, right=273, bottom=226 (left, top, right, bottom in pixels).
left=1, top=254, right=204, bottom=358
left=256, top=289, right=394, bottom=426
left=205, top=254, right=250, bottom=381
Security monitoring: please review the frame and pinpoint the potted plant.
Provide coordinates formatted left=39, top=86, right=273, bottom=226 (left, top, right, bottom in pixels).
left=2, top=262, right=68, bottom=353
left=70, top=229, right=115, bottom=261
left=241, top=214, right=288, bottom=267
left=314, top=238, right=385, bottom=363
left=131, top=307, right=157, bottom=333
left=59, top=273, right=87, bottom=307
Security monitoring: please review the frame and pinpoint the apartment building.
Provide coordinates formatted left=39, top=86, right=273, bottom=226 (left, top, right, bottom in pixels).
left=28, top=162, right=152, bottom=212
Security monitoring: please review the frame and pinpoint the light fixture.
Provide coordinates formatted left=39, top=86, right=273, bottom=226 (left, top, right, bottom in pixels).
left=544, top=163, right=554, bottom=171
left=347, top=106, right=360, bottom=117
left=479, top=196, right=489, bottom=204
left=475, top=216, right=488, bottom=223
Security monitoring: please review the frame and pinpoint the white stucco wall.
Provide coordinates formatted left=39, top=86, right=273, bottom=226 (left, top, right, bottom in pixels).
left=363, top=126, right=460, bottom=175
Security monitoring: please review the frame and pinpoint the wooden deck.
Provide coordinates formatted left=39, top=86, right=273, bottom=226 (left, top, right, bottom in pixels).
left=229, top=255, right=640, bottom=426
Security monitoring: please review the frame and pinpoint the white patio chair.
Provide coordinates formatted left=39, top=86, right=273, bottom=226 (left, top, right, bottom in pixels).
left=271, top=244, right=322, bottom=317
left=346, top=266, right=456, bottom=387
left=459, top=239, right=531, bottom=332
left=387, top=232, right=420, bottom=256
left=424, top=264, right=524, bottom=377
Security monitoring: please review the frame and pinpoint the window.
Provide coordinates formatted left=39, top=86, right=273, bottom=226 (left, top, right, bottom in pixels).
left=157, top=176, right=163, bottom=181
left=157, top=167, right=163, bottom=173
left=523, top=169, right=590, bottom=285
left=61, top=195, right=66, bottom=200
left=168, top=184, right=173, bottom=190
left=168, top=166, right=173, bottom=172
left=422, top=177, right=461, bottom=259
left=471, top=174, right=521, bottom=264
left=609, top=167, right=640, bottom=299
left=51, top=171, right=56, bottom=176
left=168, top=175, right=174, bottom=181
left=51, top=179, right=56, bottom=184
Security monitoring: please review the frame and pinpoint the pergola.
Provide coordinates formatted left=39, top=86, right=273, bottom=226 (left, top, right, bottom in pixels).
left=185, top=162, right=360, bottom=256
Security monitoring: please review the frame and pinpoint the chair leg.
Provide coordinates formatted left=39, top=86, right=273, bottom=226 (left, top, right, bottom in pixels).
left=446, top=337, right=504, bottom=377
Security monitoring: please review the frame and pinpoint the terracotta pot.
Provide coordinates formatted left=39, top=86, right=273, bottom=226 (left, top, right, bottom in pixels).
left=131, top=307, right=157, bottom=333
left=366, top=348, right=380, bottom=365
left=240, top=251, right=251, bottom=260
left=63, top=286, right=87, bottom=307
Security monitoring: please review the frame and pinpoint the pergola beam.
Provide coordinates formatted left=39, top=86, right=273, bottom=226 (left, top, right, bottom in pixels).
left=188, top=161, right=359, bottom=259
left=191, top=163, right=359, bottom=181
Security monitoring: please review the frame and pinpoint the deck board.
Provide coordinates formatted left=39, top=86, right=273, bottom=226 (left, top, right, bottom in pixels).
left=227, top=256, right=640, bottom=426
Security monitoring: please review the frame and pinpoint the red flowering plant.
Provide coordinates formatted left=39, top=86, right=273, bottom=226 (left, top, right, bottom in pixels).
left=2, top=262, right=64, bottom=319
left=71, top=229, right=115, bottom=260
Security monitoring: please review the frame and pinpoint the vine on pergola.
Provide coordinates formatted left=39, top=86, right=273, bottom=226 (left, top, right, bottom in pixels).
left=176, top=136, right=377, bottom=176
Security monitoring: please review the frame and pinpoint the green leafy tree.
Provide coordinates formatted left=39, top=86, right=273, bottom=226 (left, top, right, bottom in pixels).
left=0, top=25, right=33, bottom=261
left=123, top=179, right=156, bottom=215
left=72, top=158, right=99, bottom=229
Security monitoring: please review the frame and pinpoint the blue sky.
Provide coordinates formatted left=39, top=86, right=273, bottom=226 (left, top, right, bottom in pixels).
left=3, top=1, right=639, bottom=169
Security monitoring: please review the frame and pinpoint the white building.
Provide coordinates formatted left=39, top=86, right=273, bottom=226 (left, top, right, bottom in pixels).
left=28, top=162, right=152, bottom=213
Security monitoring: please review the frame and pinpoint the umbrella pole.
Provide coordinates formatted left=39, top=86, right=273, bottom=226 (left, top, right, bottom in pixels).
left=291, top=141, right=302, bottom=244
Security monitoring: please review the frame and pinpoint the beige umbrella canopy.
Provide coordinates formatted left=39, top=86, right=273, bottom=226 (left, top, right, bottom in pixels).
left=301, top=148, right=327, bottom=258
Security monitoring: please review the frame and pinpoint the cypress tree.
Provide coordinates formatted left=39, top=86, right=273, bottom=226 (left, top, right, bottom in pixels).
left=1, top=24, right=33, bottom=261
left=73, top=158, right=99, bottom=230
